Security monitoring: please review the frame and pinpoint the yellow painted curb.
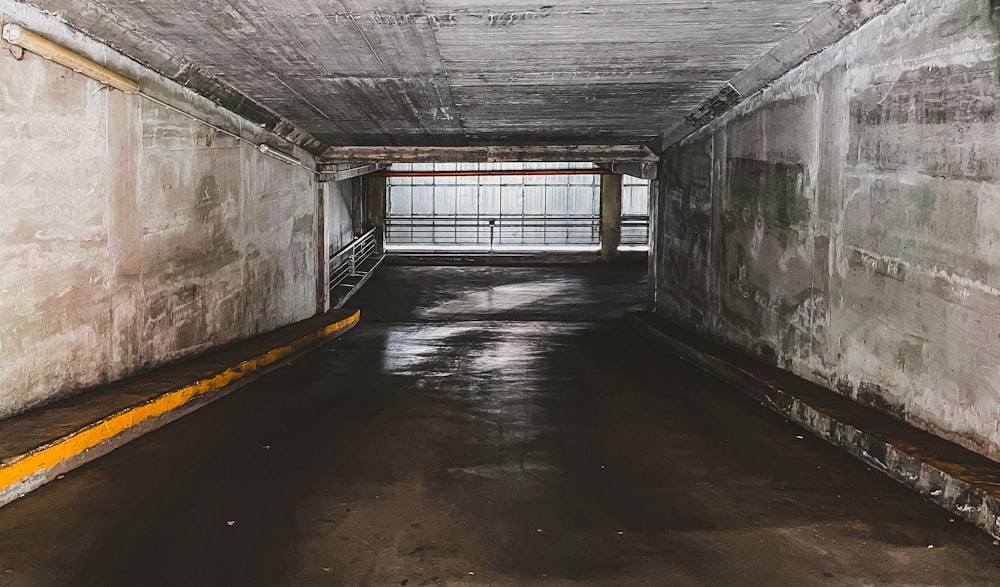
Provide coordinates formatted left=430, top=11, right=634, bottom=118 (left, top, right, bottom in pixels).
left=0, top=310, right=360, bottom=495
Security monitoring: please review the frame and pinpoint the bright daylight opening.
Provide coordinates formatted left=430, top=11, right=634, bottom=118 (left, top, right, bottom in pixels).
left=384, top=162, right=649, bottom=253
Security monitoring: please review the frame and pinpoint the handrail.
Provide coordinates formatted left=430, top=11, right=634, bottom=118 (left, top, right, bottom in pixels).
left=329, top=228, right=383, bottom=308
left=330, top=226, right=377, bottom=259
left=386, top=214, right=601, bottom=250
left=620, top=215, right=650, bottom=246
left=386, top=216, right=649, bottom=248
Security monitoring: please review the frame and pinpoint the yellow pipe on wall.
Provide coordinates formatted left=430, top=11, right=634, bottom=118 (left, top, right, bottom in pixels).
left=2, top=23, right=139, bottom=93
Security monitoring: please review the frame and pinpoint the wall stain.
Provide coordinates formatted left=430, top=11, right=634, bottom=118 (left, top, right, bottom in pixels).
left=910, top=185, right=937, bottom=228
left=657, top=0, right=1000, bottom=462
left=727, top=158, right=807, bottom=240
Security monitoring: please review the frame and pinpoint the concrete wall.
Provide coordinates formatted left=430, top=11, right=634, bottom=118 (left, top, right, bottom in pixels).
left=326, top=178, right=361, bottom=254
left=655, top=0, right=1000, bottom=460
left=0, top=4, right=322, bottom=419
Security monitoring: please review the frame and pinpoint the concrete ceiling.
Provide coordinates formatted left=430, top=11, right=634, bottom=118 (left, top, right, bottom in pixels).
left=23, top=0, right=840, bottom=153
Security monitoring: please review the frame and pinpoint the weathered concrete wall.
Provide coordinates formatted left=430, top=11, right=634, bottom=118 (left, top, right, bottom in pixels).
left=0, top=5, right=321, bottom=418
left=325, top=178, right=360, bottom=254
left=656, top=0, right=1000, bottom=460
left=316, top=177, right=361, bottom=312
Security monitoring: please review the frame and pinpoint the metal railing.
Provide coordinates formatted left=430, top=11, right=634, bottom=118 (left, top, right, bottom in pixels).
left=620, top=214, right=650, bottom=248
left=329, top=227, right=383, bottom=308
left=385, top=214, right=601, bottom=251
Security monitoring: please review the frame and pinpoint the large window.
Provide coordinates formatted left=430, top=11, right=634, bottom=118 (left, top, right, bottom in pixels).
left=385, top=162, right=649, bottom=252
left=622, top=174, right=651, bottom=250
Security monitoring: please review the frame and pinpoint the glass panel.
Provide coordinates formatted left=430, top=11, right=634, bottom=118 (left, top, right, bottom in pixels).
left=621, top=177, right=651, bottom=249
left=411, top=186, right=434, bottom=215
left=384, top=162, right=604, bottom=250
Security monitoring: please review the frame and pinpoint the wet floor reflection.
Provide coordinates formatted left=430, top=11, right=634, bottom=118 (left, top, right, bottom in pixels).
left=416, top=278, right=585, bottom=318
left=377, top=320, right=579, bottom=486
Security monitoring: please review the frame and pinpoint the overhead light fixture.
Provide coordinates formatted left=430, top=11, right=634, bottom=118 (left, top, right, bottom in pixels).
left=258, top=144, right=301, bottom=166
left=1, top=23, right=139, bottom=93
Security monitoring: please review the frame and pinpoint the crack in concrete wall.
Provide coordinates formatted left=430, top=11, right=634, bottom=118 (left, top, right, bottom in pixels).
left=285, top=8, right=606, bottom=28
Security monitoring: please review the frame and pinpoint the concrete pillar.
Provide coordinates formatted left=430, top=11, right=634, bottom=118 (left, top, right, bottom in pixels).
left=316, top=181, right=330, bottom=315
left=647, top=177, right=659, bottom=310
left=350, top=176, right=365, bottom=237
left=364, top=175, right=387, bottom=250
left=600, top=173, right=623, bottom=261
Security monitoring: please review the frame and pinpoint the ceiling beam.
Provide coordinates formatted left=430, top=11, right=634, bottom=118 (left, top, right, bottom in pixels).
left=319, top=145, right=658, bottom=164
left=318, top=162, right=390, bottom=182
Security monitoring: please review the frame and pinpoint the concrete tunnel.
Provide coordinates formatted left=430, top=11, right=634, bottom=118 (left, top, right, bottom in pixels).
left=3, top=0, right=1000, bottom=584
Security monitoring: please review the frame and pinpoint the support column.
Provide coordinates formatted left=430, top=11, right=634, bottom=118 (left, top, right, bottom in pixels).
left=647, top=177, right=659, bottom=310
left=363, top=175, right=387, bottom=250
left=350, top=176, right=365, bottom=237
left=600, top=172, right=623, bottom=262
left=316, top=181, right=330, bottom=314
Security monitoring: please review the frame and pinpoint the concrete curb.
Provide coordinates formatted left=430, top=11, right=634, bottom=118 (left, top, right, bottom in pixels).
left=0, top=310, right=360, bottom=508
left=629, top=311, right=1000, bottom=540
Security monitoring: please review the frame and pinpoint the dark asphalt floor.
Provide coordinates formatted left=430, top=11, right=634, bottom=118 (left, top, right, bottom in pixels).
left=2, top=265, right=1000, bottom=586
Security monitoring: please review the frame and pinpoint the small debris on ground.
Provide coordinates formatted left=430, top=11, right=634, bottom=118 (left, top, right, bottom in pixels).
left=56, top=475, right=65, bottom=480
left=400, top=580, right=409, bottom=586
left=227, top=520, right=236, bottom=526
left=796, top=435, right=804, bottom=440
